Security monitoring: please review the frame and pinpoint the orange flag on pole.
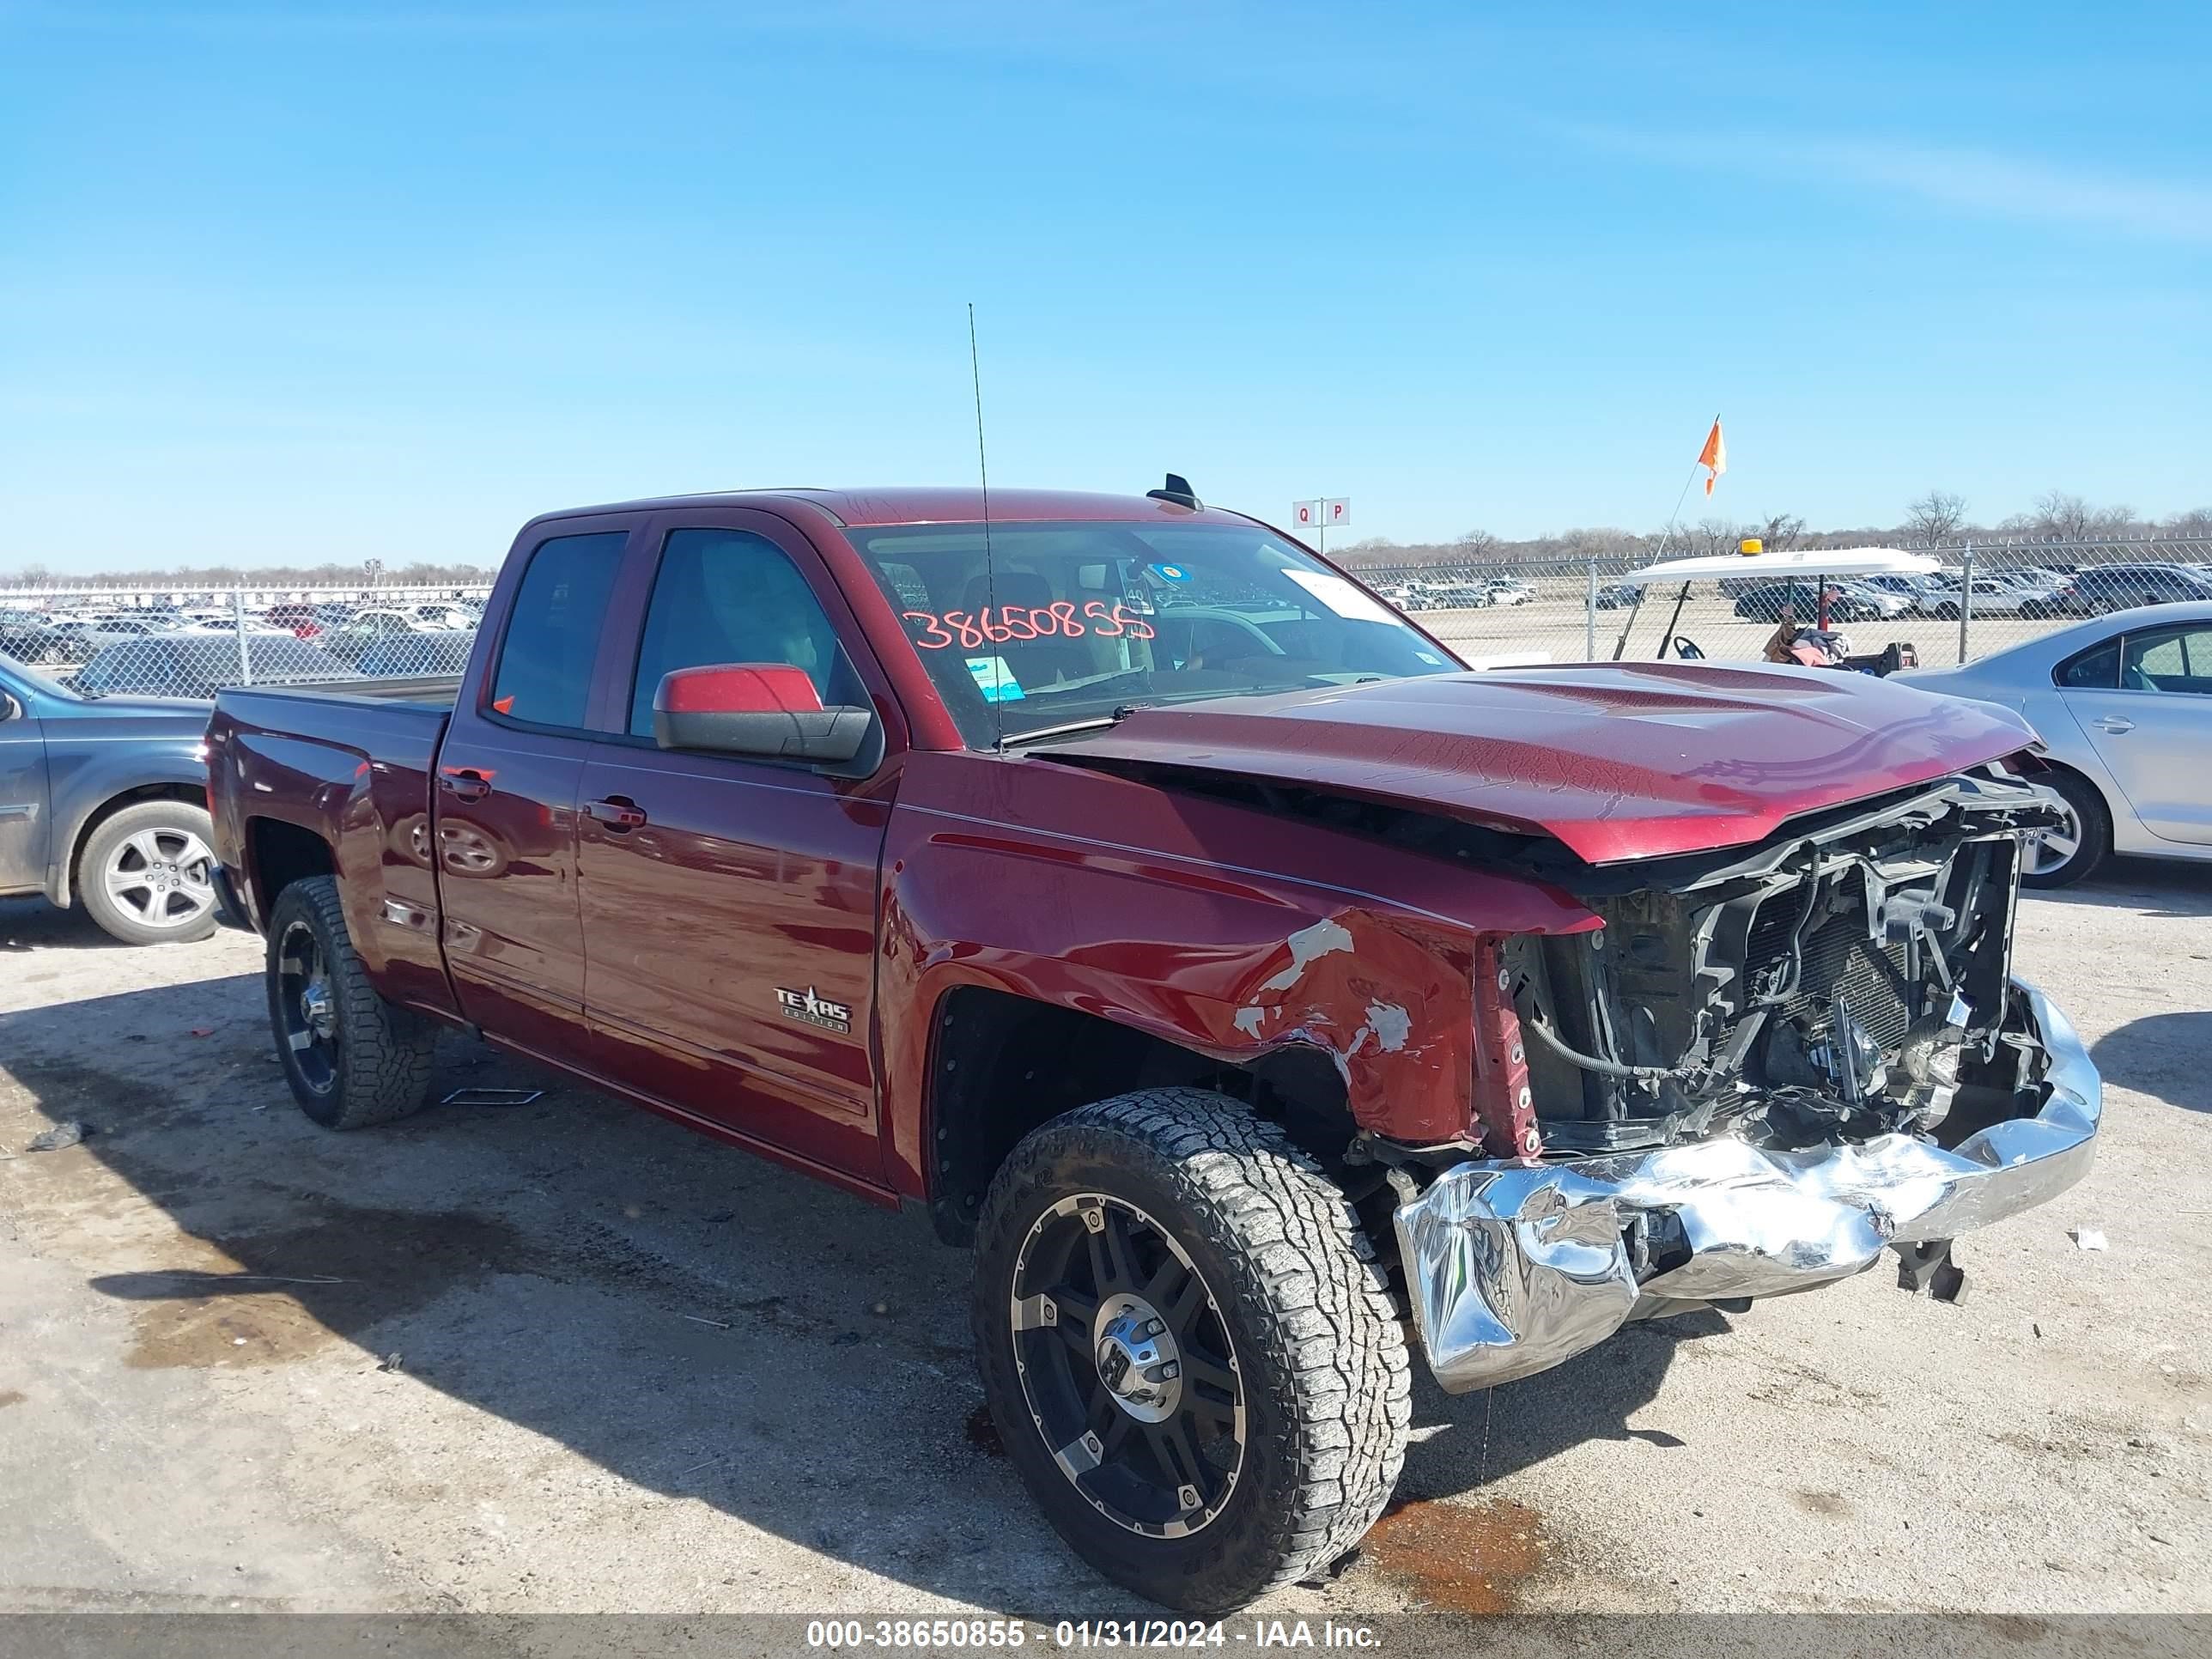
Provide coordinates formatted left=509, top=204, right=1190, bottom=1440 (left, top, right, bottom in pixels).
left=1698, top=418, right=1726, bottom=496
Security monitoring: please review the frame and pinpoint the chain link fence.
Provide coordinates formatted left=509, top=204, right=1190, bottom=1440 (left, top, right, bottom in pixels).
left=1342, top=538, right=2212, bottom=668
left=0, top=584, right=490, bottom=697
left=4, top=538, right=2209, bottom=698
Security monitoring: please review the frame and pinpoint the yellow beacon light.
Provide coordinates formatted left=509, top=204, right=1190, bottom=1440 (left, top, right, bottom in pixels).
left=1738, top=538, right=1764, bottom=556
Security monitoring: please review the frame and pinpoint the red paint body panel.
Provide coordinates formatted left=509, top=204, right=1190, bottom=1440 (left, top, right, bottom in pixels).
left=1042, top=663, right=2039, bottom=865
left=658, top=662, right=824, bottom=714
left=209, top=489, right=2039, bottom=1210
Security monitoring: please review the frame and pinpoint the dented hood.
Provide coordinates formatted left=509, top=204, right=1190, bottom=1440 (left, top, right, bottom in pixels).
left=1045, top=663, right=2037, bottom=865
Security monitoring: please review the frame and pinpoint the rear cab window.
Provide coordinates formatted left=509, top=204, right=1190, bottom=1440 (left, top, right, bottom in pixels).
left=488, top=532, right=627, bottom=728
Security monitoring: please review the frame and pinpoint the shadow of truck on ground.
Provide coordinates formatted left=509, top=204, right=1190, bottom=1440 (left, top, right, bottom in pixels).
left=2, top=968, right=1711, bottom=1615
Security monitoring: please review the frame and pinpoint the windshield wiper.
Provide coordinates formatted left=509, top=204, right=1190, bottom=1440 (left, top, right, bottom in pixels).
left=998, top=714, right=1129, bottom=749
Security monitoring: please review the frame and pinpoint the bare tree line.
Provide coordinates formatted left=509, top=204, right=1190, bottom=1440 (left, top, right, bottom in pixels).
left=6, top=491, right=2210, bottom=585
left=1333, top=492, right=2212, bottom=570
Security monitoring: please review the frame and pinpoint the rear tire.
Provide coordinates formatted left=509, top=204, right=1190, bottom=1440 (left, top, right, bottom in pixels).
left=2021, top=769, right=2111, bottom=889
left=973, top=1088, right=1411, bottom=1612
left=77, top=800, right=222, bottom=945
left=266, top=876, right=438, bottom=1127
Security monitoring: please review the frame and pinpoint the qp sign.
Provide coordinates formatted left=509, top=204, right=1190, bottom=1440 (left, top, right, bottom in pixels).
left=1323, top=498, right=1351, bottom=527
left=1291, top=499, right=1323, bottom=527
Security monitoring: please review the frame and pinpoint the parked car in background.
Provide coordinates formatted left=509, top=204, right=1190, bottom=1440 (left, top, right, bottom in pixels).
left=0, top=614, right=96, bottom=666
left=2060, top=562, right=2212, bottom=617
left=1923, top=578, right=2044, bottom=621
left=1837, top=580, right=1913, bottom=619
left=321, top=607, right=445, bottom=664
left=355, top=631, right=476, bottom=678
left=1483, top=576, right=1536, bottom=606
left=167, top=611, right=294, bottom=638
left=1855, top=573, right=1947, bottom=615
left=1423, top=581, right=1492, bottom=609
left=1, top=650, right=226, bottom=943
left=1593, top=581, right=1644, bottom=610
left=1898, top=601, right=2212, bottom=886
left=264, top=602, right=356, bottom=639
left=51, top=615, right=162, bottom=653
left=1730, top=581, right=1881, bottom=623
left=72, top=635, right=351, bottom=699
left=410, top=603, right=477, bottom=630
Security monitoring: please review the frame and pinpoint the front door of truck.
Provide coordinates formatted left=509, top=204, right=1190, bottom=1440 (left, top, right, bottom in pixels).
left=0, top=675, right=51, bottom=892
left=433, top=523, right=633, bottom=1065
left=575, top=514, right=898, bottom=1180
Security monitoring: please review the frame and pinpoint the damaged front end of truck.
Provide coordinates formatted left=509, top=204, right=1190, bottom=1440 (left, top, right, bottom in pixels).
left=1386, top=765, right=2103, bottom=1391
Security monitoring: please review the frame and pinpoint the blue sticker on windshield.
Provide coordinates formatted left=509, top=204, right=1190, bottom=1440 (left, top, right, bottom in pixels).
left=966, top=656, right=1026, bottom=702
left=1146, top=562, right=1190, bottom=584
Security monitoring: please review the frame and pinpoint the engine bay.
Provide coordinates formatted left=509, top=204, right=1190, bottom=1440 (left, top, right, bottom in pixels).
left=1504, top=768, right=2063, bottom=1156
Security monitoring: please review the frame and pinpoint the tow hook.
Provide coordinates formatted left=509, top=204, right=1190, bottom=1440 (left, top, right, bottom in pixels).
left=1894, top=1238, right=1966, bottom=1303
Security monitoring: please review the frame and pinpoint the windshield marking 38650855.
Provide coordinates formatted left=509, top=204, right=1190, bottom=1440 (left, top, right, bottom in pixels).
left=848, top=520, right=1458, bottom=748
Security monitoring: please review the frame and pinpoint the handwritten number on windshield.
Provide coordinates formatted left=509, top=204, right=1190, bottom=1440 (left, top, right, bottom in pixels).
left=900, top=603, right=1155, bottom=650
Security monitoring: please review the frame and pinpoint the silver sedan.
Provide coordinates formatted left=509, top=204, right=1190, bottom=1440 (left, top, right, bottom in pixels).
left=1896, top=601, right=2212, bottom=886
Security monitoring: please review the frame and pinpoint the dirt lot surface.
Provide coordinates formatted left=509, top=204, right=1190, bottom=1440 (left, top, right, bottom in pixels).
left=2, top=860, right=2208, bottom=1639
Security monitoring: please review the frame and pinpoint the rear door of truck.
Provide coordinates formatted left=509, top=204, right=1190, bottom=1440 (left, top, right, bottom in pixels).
left=570, top=507, right=907, bottom=1181
left=432, top=516, right=638, bottom=1066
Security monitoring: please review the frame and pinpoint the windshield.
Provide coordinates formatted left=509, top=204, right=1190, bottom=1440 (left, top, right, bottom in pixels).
left=848, top=520, right=1461, bottom=746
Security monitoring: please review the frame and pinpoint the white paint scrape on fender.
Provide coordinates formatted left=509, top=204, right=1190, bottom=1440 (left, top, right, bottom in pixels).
left=1257, top=918, right=1354, bottom=994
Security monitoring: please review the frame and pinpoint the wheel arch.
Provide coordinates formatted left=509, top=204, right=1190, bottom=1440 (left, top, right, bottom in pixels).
left=57, top=781, right=210, bottom=908
left=920, top=984, right=1361, bottom=1247
left=240, top=816, right=338, bottom=921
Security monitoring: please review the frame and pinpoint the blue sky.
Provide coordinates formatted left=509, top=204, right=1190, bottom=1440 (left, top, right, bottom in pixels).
left=3, top=2, right=2209, bottom=571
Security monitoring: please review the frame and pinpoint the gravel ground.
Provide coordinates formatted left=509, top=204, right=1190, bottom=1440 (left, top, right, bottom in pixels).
left=1, top=856, right=2207, bottom=1641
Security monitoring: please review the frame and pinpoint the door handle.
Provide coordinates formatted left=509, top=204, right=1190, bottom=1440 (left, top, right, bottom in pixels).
left=438, top=769, right=491, bottom=803
left=585, top=797, right=648, bottom=830
left=2094, top=716, right=2135, bottom=734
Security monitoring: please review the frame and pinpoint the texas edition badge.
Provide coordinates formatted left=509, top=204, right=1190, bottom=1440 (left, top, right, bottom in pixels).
left=775, top=986, right=852, bottom=1034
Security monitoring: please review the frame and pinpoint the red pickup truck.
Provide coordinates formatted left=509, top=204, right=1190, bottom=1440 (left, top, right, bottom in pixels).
left=208, top=483, right=2101, bottom=1610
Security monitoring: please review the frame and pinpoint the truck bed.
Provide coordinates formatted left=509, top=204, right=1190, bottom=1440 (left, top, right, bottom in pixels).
left=208, top=678, right=459, bottom=1018
left=251, top=673, right=464, bottom=708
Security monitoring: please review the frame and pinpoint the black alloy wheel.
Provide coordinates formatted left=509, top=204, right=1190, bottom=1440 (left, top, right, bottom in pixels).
left=1008, top=1193, right=1246, bottom=1540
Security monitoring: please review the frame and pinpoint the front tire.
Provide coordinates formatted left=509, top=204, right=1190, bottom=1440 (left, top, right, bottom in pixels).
left=77, top=800, right=222, bottom=945
left=266, top=876, right=438, bottom=1127
left=2021, top=769, right=2112, bottom=889
left=973, top=1089, right=1411, bottom=1612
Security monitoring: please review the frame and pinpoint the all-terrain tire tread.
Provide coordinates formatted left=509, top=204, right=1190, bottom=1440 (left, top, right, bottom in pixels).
left=974, top=1086, right=1410, bottom=1607
left=269, top=875, right=437, bottom=1128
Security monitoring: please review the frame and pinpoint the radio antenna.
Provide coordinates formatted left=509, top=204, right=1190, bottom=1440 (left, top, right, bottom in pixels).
left=969, top=301, right=1005, bottom=750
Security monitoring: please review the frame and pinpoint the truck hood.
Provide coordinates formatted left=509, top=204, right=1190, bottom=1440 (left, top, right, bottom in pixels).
left=1042, top=664, right=2037, bottom=865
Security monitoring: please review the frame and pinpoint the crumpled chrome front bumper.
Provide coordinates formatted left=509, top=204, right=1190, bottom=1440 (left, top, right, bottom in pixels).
left=1394, top=978, right=2100, bottom=1393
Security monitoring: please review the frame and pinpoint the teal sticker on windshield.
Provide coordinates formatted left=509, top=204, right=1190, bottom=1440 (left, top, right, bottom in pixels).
left=966, top=656, right=1026, bottom=702
left=1146, top=562, right=1190, bottom=583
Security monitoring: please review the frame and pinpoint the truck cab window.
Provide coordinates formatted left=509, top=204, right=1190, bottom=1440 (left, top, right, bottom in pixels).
left=488, top=531, right=627, bottom=728
left=627, top=528, right=860, bottom=737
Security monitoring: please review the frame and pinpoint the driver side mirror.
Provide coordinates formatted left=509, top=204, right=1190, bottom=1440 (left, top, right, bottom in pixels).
left=653, top=664, right=874, bottom=766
